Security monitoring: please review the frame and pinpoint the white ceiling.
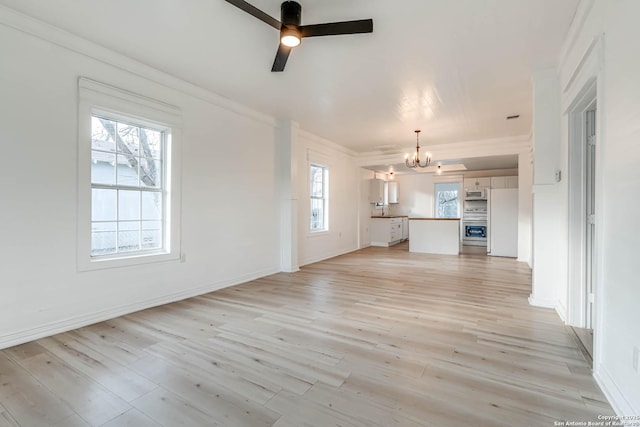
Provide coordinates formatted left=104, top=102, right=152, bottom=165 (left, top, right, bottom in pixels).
left=366, top=154, right=519, bottom=176
left=1, top=0, right=578, bottom=152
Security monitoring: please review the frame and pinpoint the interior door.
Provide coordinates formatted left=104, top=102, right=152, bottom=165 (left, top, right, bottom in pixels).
left=585, top=108, right=596, bottom=329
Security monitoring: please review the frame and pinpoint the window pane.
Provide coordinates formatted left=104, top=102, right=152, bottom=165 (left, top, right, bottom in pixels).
left=91, top=222, right=116, bottom=256
left=119, top=190, right=141, bottom=221
left=117, top=122, right=140, bottom=156
left=91, top=151, right=115, bottom=185
left=140, top=158, right=162, bottom=188
left=90, top=114, right=167, bottom=259
left=141, top=128, right=162, bottom=159
left=310, top=166, right=324, bottom=197
left=92, top=189, right=117, bottom=221
left=435, top=183, right=460, bottom=219
left=116, top=155, right=140, bottom=187
left=142, top=192, right=162, bottom=220
left=310, top=198, right=324, bottom=230
left=118, top=221, right=140, bottom=253
left=92, top=117, right=116, bottom=153
left=142, top=221, right=163, bottom=250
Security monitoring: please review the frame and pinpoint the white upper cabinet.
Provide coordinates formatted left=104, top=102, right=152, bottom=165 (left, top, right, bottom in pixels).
left=388, top=181, right=399, bottom=204
left=492, top=176, right=519, bottom=188
left=491, top=176, right=507, bottom=189
left=369, top=178, right=385, bottom=203
left=464, top=177, right=490, bottom=190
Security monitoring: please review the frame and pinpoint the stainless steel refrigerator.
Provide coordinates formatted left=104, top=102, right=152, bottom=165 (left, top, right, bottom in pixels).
left=488, top=188, right=518, bottom=257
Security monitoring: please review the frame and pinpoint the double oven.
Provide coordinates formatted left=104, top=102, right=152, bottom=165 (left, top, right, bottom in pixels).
left=463, top=199, right=488, bottom=246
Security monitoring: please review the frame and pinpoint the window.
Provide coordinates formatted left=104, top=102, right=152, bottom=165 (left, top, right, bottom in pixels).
left=77, top=78, right=181, bottom=270
left=310, top=164, right=328, bottom=231
left=90, top=116, right=165, bottom=257
left=435, top=182, right=460, bottom=218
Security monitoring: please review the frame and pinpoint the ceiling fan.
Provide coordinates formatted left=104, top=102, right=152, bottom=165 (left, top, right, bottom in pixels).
left=224, top=0, right=373, bottom=72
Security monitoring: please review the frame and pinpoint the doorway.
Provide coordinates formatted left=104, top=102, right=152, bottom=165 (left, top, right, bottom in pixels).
left=567, top=83, right=597, bottom=363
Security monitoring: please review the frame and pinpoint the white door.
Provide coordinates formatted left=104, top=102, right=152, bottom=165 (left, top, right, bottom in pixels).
left=585, top=108, right=596, bottom=329
left=489, top=188, right=518, bottom=257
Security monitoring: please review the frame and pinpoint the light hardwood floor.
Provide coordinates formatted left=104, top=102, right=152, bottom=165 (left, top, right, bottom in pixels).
left=0, top=243, right=613, bottom=426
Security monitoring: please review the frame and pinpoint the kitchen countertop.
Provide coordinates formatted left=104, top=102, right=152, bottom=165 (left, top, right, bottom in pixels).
left=370, top=215, right=409, bottom=218
left=409, top=218, right=460, bottom=221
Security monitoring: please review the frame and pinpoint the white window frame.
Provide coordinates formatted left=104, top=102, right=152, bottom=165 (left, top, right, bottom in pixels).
left=434, top=181, right=461, bottom=219
left=77, top=78, right=182, bottom=271
left=309, top=163, right=329, bottom=234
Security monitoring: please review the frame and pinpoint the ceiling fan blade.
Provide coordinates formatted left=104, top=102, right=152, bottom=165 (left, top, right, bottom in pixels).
left=224, top=0, right=281, bottom=30
left=271, top=44, right=292, bottom=72
left=300, top=19, right=373, bottom=38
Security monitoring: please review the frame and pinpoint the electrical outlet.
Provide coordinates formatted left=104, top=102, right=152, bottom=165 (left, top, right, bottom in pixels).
left=633, top=346, right=639, bottom=373
left=180, top=253, right=187, bottom=263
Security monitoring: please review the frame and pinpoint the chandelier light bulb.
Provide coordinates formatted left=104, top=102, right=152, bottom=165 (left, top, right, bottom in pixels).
left=405, top=129, right=431, bottom=169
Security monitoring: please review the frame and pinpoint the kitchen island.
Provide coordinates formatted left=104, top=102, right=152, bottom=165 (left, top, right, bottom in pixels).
left=370, top=216, right=409, bottom=246
left=409, top=218, right=460, bottom=255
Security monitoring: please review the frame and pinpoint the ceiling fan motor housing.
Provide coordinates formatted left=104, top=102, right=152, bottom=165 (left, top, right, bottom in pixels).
left=281, top=1, right=301, bottom=27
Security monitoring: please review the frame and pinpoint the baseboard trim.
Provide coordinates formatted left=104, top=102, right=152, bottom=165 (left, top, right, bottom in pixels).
left=0, top=266, right=279, bottom=350
left=555, top=300, right=567, bottom=323
left=593, top=364, right=638, bottom=416
left=528, top=294, right=557, bottom=308
left=299, top=246, right=360, bottom=267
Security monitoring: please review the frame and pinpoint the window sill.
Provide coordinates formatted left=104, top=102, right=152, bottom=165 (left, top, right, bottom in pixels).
left=78, top=250, right=181, bottom=272
left=307, top=230, right=329, bottom=238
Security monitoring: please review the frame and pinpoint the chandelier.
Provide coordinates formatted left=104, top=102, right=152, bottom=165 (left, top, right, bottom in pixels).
left=405, top=130, right=431, bottom=168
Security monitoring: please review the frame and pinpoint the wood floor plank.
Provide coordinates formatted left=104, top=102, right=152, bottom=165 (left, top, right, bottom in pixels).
left=50, top=414, right=90, bottom=427
left=131, top=388, right=219, bottom=427
left=0, top=242, right=613, bottom=426
left=14, top=353, right=130, bottom=425
left=98, top=408, right=160, bottom=427
left=129, top=354, right=280, bottom=426
left=36, top=335, right=157, bottom=402
left=0, top=354, right=76, bottom=426
left=0, top=403, right=19, bottom=427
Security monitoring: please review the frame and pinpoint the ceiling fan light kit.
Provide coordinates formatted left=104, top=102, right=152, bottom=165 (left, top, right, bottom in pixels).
left=224, top=0, right=373, bottom=72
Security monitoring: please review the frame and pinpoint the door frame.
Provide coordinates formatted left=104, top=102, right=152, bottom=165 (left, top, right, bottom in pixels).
left=567, top=81, right=597, bottom=329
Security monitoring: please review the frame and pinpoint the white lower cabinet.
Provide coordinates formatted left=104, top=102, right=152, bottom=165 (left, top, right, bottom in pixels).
left=371, top=217, right=405, bottom=247
left=402, top=217, right=409, bottom=240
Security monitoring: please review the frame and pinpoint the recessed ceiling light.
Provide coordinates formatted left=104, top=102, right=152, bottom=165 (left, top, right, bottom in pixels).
left=506, top=115, right=520, bottom=120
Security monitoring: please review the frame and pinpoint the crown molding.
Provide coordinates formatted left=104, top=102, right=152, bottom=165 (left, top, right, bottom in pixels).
left=558, top=0, right=597, bottom=72
left=356, top=134, right=532, bottom=167
left=0, top=4, right=276, bottom=127
left=298, top=129, right=358, bottom=158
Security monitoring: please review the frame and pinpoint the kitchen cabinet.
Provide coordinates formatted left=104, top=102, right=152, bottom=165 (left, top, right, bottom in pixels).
left=402, top=217, right=409, bottom=240
left=388, top=181, right=399, bottom=204
left=370, top=217, right=404, bottom=246
left=490, top=176, right=519, bottom=189
left=369, top=178, right=385, bottom=203
left=464, top=177, right=490, bottom=190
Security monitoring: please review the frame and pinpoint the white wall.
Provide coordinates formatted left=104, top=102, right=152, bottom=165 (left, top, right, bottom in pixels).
left=0, top=11, right=365, bottom=347
left=359, top=169, right=372, bottom=248
left=393, top=174, right=436, bottom=217
left=517, top=152, right=533, bottom=266
left=541, top=0, right=640, bottom=415
left=296, top=132, right=361, bottom=266
left=0, top=20, right=282, bottom=346
left=530, top=69, right=568, bottom=311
